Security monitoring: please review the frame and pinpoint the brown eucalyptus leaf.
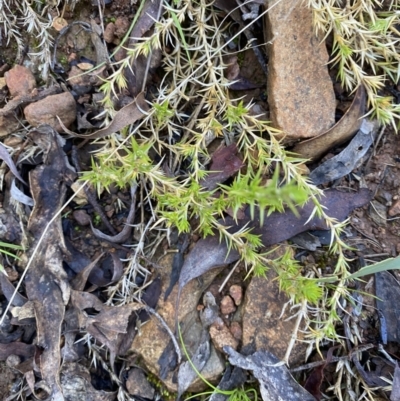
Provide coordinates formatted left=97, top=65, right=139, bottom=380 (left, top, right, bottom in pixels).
left=292, top=85, right=366, bottom=161
left=200, top=144, right=243, bottom=191
left=125, top=0, right=162, bottom=96
left=70, top=290, right=143, bottom=366
left=224, top=346, right=316, bottom=401
left=0, top=342, right=35, bottom=360
left=23, top=126, right=76, bottom=401
left=304, top=346, right=339, bottom=401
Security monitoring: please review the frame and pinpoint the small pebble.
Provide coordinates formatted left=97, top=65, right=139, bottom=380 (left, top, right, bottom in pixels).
left=5, top=65, right=36, bottom=97
left=220, top=295, right=236, bottom=315
left=389, top=199, right=400, bottom=217
left=229, top=321, right=242, bottom=341
left=229, top=285, right=243, bottom=306
left=73, top=210, right=91, bottom=226
left=209, top=318, right=238, bottom=353
left=4, top=268, right=18, bottom=282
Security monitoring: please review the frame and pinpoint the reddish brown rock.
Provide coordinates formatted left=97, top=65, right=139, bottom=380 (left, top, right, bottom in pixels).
left=24, top=92, right=76, bottom=131
left=5, top=65, right=36, bottom=97
left=130, top=252, right=226, bottom=393
left=126, top=368, right=155, bottom=399
left=229, top=321, right=242, bottom=341
left=241, top=270, right=308, bottom=365
left=389, top=199, right=400, bottom=216
left=220, top=295, right=236, bottom=315
left=265, top=0, right=335, bottom=141
left=73, top=210, right=91, bottom=226
left=209, top=319, right=239, bottom=353
left=229, top=285, right=243, bottom=306
left=68, top=66, right=90, bottom=87
left=114, top=17, right=130, bottom=39
left=0, top=114, right=20, bottom=137
left=103, top=22, right=116, bottom=43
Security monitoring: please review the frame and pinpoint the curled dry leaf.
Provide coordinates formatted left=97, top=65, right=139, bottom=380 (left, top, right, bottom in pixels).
left=309, top=119, right=379, bottom=185
left=125, top=0, right=163, bottom=96
left=200, top=143, right=243, bottom=191
left=292, top=85, right=366, bottom=161
left=90, top=184, right=138, bottom=243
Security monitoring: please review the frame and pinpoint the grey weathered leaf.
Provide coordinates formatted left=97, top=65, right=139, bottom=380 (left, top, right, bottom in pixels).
left=375, top=271, right=400, bottom=343
left=391, top=363, right=400, bottom=401
left=224, top=347, right=316, bottom=401
left=179, top=232, right=240, bottom=290
left=309, top=119, right=379, bottom=185
left=177, top=336, right=210, bottom=399
left=11, top=179, right=34, bottom=206
left=0, top=142, right=27, bottom=185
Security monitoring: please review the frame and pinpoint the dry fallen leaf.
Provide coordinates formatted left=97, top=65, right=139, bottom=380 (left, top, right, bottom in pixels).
left=200, top=144, right=243, bottom=191
left=224, top=346, right=316, bottom=401
left=309, top=119, right=379, bottom=185
left=292, top=85, right=366, bottom=161
left=23, top=125, right=76, bottom=401
left=125, top=0, right=162, bottom=96
left=0, top=141, right=27, bottom=184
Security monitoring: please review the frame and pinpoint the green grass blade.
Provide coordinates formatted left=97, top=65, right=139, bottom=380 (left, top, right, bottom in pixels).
left=347, top=257, right=400, bottom=280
